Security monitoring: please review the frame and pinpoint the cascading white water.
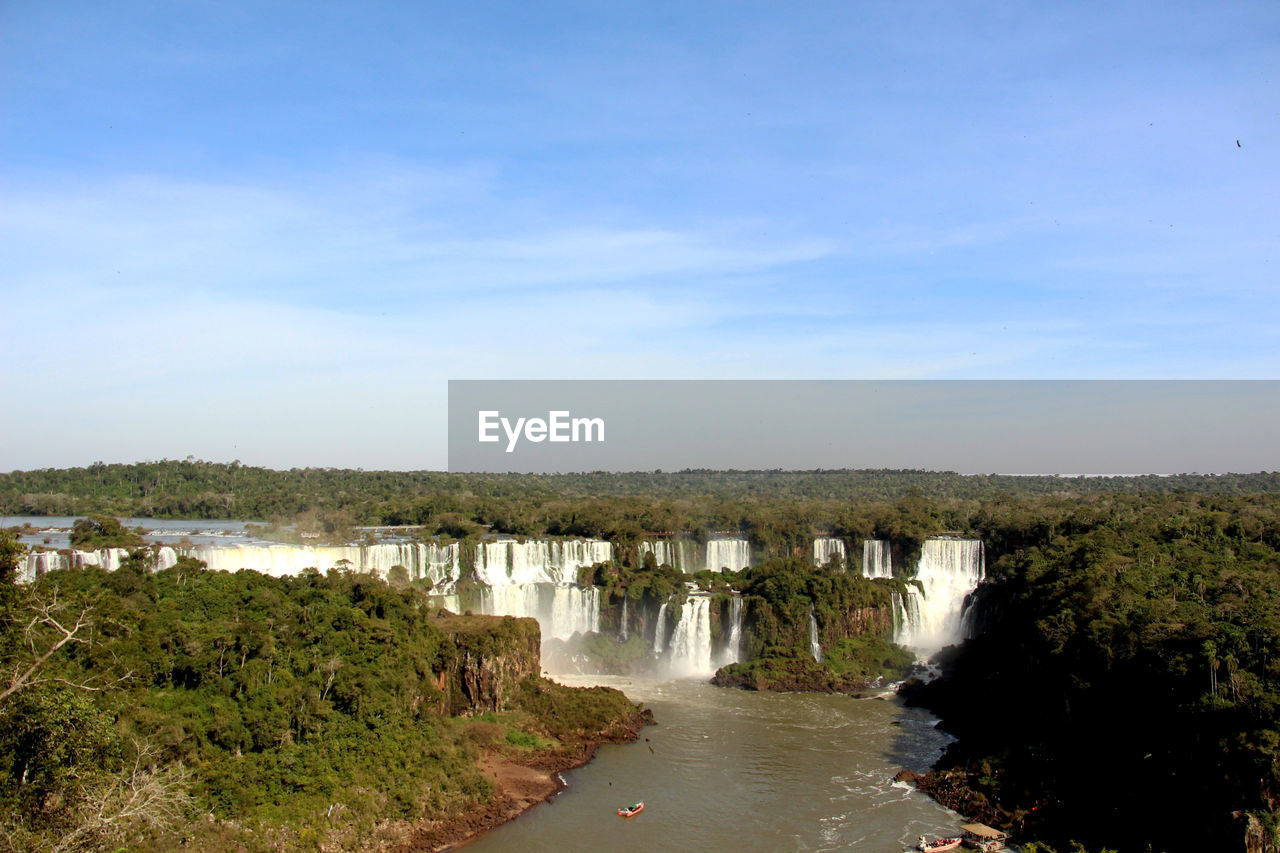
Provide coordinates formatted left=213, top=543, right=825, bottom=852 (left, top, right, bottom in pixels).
left=549, top=586, right=600, bottom=639
left=16, top=536, right=613, bottom=648
left=17, top=541, right=465, bottom=592
left=15, top=551, right=64, bottom=584
left=75, top=547, right=131, bottom=572
left=893, top=539, right=984, bottom=658
left=473, top=539, right=611, bottom=586
left=959, top=596, right=980, bottom=640
left=813, top=537, right=846, bottom=569
left=638, top=538, right=697, bottom=573
left=480, top=583, right=543, bottom=623
left=705, top=538, right=750, bottom=573
left=619, top=596, right=629, bottom=641
left=421, top=543, right=462, bottom=589
left=668, top=596, right=713, bottom=678
left=551, top=539, right=614, bottom=576
left=16, top=546, right=157, bottom=581
left=890, top=592, right=921, bottom=643
left=478, top=582, right=601, bottom=642
left=808, top=603, right=824, bottom=663
left=717, top=594, right=744, bottom=668
left=862, top=540, right=894, bottom=578
left=470, top=539, right=610, bottom=643
left=181, top=542, right=463, bottom=591
left=474, top=540, right=552, bottom=584
left=652, top=603, right=669, bottom=654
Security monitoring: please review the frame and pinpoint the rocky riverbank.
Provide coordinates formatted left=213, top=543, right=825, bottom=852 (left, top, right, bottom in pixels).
left=390, top=680, right=654, bottom=853
left=892, top=768, right=1024, bottom=834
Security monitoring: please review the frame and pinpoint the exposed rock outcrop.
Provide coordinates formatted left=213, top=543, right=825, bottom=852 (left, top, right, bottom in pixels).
left=434, top=613, right=541, bottom=714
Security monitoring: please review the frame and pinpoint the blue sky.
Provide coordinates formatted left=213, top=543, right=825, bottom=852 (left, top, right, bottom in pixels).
left=2, top=1, right=1277, bottom=471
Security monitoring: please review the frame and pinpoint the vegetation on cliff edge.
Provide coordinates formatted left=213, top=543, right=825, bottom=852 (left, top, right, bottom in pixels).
left=0, top=535, right=644, bottom=852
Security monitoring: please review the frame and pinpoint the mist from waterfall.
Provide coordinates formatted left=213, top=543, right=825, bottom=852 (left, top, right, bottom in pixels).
left=668, top=596, right=714, bottom=678
left=892, top=539, right=985, bottom=658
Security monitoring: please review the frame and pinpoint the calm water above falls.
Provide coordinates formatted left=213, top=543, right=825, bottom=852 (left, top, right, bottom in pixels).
left=465, top=676, right=963, bottom=853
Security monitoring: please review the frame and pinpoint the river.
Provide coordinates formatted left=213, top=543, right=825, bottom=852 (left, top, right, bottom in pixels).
left=1, top=515, right=266, bottom=548
left=465, top=675, right=964, bottom=853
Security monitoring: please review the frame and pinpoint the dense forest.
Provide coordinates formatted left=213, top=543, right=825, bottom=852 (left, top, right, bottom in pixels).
left=2, top=462, right=1278, bottom=852
left=3, top=459, right=1279, bottom=528
left=0, top=539, right=647, bottom=852
left=907, top=493, right=1280, bottom=853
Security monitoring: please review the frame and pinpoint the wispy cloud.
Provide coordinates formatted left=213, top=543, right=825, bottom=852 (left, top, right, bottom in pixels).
left=1, top=170, right=834, bottom=303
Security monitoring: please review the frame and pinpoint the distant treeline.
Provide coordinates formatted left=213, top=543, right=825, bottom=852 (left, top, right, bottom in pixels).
left=3, top=459, right=1279, bottom=527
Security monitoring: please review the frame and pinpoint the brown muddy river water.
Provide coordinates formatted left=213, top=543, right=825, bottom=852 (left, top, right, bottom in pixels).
left=464, top=675, right=965, bottom=852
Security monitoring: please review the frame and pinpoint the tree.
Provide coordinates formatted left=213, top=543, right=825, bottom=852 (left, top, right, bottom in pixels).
left=0, top=685, right=120, bottom=807
left=58, top=741, right=192, bottom=853
left=68, top=516, right=143, bottom=550
left=0, top=532, right=130, bottom=706
left=0, top=587, right=96, bottom=703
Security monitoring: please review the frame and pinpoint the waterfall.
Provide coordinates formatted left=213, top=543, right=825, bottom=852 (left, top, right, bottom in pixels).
left=17, top=546, right=155, bottom=582
left=890, top=592, right=921, bottom=642
left=638, top=539, right=665, bottom=567
left=652, top=603, right=669, bottom=654
left=668, top=596, right=713, bottom=678
left=15, top=550, right=64, bottom=584
left=75, top=547, right=131, bottom=572
left=638, top=538, right=697, bottom=572
left=474, top=540, right=552, bottom=584
left=17, top=536, right=612, bottom=648
left=714, top=595, right=745, bottom=669
left=473, top=538, right=611, bottom=586
left=422, top=543, right=462, bottom=590
left=549, top=586, right=600, bottom=639
left=479, top=582, right=600, bottom=642
left=959, top=594, right=981, bottom=640
left=893, top=539, right=985, bottom=658
left=721, top=594, right=744, bottom=667
left=619, top=596, right=629, bottom=641
left=551, top=539, right=613, bottom=575
left=862, top=540, right=893, bottom=578
left=808, top=603, right=824, bottom=664
left=813, top=537, right=846, bottom=569
left=480, top=583, right=543, bottom=623
left=705, top=538, right=751, bottom=573
left=181, top=542, right=462, bottom=591
left=179, top=538, right=605, bottom=643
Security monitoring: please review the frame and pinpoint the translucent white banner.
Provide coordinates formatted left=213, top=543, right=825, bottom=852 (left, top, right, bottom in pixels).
left=447, top=380, right=1279, bottom=475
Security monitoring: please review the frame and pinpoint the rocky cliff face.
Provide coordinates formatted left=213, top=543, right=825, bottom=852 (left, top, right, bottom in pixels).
left=434, top=614, right=542, bottom=714
left=742, top=598, right=895, bottom=658
left=819, top=605, right=892, bottom=648
left=715, top=597, right=905, bottom=693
